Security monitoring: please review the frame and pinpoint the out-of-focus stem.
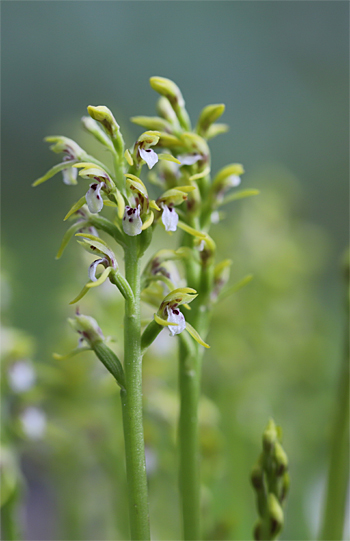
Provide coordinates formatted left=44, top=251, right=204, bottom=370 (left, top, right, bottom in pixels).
left=320, top=263, right=349, bottom=541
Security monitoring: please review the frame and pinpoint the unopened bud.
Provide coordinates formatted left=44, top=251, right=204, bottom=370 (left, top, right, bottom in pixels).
left=274, top=442, right=288, bottom=476
left=87, top=105, right=119, bottom=139
left=267, top=494, right=283, bottom=537
left=263, top=419, right=278, bottom=453
left=196, top=104, right=225, bottom=136
left=150, top=76, right=185, bottom=108
left=251, top=462, right=264, bottom=490
left=68, top=313, right=104, bottom=346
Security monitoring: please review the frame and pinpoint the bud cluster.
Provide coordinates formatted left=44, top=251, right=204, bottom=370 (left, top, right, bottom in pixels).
left=251, top=419, right=290, bottom=540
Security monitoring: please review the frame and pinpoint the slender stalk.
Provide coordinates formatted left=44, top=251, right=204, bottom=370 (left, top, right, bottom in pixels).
left=178, top=337, right=202, bottom=540
left=319, top=268, right=349, bottom=540
left=121, top=238, right=150, bottom=541
left=1, top=492, right=21, bottom=541
left=178, top=254, right=212, bottom=540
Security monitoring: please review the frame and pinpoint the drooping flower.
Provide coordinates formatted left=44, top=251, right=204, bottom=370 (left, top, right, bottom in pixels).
left=122, top=205, right=143, bottom=236
left=154, top=288, right=209, bottom=347
left=136, top=131, right=160, bottom=169
left=211, top=163, right=244, bottom=203
left=160, top=203, right=178, bottom=232
left=85, top=182, right=105, bottom=213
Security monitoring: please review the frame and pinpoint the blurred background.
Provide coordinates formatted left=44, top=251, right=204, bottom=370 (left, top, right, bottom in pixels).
left=1, top=2, right=349, bottom=540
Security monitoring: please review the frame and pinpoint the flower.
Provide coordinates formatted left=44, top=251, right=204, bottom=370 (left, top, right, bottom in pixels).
left=136, top=131, right=160, bottom=169
left=62, top=166, right=78, bottom=186
left=20, top=407, right=46, bottom=440
left=7, top=360, right=36, bottom=393
left=85, top=182, right=105, bottom=213
left=160, top=203, right=178, bottom=232
left=154, top=288, right=210, bottom=347
left=166, top=305, right=186, bottom=335
left=122, top=205, right=143, bottom=236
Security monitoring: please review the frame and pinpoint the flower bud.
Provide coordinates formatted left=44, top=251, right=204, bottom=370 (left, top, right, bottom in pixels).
left=206, top=123, right=229, bottom=140
left=87, top=105, right=120, bottom=139
left=196, top=104, right=225, bottom=136
left=68, top=312, right=104, bottom=346
left=131, top=116, right=173, bottom=133
left=212, top=164, right=244, bottom=201
left=263, top=419, right=278, bottom=453
left=157, top=97, right=179, bottom=124
left=150, top=76, right=185, bottom=108
left=274, top=442, right=288, bottom=476
left=267, top=494, right=284, bottom=537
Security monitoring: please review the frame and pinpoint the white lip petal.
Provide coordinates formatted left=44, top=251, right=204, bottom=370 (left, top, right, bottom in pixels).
left=167, top=306, right=186, bottom=336
left=122, top=205, right=143, bottom=236
left=161, top=204, right=179, bottom=232
left=85, top=182, right=104, bottom=213
left=139, top=147, right=159, bottom=169
left=178, top=154, right=202, bottom=166
left=88, top=258, right=108, bottom=282
left=62, top=167, right=78, bottom=185
left=227, top=174, right=241, bottom=187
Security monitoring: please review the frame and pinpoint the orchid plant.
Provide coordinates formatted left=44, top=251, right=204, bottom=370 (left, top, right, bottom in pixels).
left=34, top=76, right=261, bottom=540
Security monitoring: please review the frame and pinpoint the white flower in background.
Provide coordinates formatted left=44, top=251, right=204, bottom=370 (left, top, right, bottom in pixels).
left=7, top=360, right=36, bottom=393
left=227, top=174, right=241, bottom=187
left=20, top=407, right=47, bottom=440
left=62, top=166, right=78, bottom=186
left=160, top=203, right=178, bottom=232
left=177, top=154, right=202, bottom=166
left=122, top=205, right=143, bottom=236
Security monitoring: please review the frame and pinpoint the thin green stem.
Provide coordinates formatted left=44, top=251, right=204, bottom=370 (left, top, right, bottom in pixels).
left=121, top=238, right=150, bottom=541
left=319, top=277, right=349, bottom=540
left=1, top=491, right=21, bottom=541
left=178, top=337, right=202, bottom=540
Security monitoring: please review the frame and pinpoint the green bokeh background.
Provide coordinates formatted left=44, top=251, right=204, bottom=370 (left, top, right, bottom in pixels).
left=1, top=2, right=349, bottom=540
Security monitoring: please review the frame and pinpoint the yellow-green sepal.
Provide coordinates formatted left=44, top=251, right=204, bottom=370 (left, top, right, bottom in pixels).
left=154, top=314, right=178, bottom=327
left=56, top=220, right=89, bottom=259
left=185, top=321, right=210, bottom=348
left=53, top=346, right=91, bottom=360
left=32, top=160, right=78, bottom=187
left=64, top=196, right=87, bottom=221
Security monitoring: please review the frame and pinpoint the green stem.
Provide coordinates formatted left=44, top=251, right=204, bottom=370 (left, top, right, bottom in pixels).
left=121, top=238, right=150, bottom=540
left=1, top=491, right=21, bottom=541
left=178, top=337, right=202, bottom=541
left=319, top=279, right=349, bottom=540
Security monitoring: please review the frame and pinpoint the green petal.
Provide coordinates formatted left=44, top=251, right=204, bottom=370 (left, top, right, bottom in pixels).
left=185, top=321, right=210, bottom=348
left=69, top=284, right=90, bottom=304
left=53, top=346, right=91, bottom=360
left=221, top=189, right=260, bottom=206
left=218, top=274, right=253, bottom=302
left=75, top=232, right=109, bottom=247
left=85, top=267, right=113, bottom=288
left=154, top=314, right=178, bottom=327
left=158, top=153, right=181, bottom=164
left=56, top=220, right=88, bottom=259
left=64, top=196, right=87, bottom=221
left=32, top=160, right=78, bottom=186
